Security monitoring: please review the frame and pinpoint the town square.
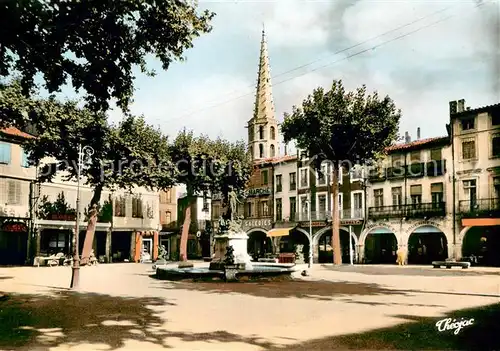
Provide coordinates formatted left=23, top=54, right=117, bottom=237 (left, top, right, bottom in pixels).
left=1, top=0, right=500, bottom=349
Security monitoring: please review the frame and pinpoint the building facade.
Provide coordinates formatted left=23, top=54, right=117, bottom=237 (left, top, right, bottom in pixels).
left=0, top=126, right=162, bottom=265
left=450, top=99, right=500, bottom=266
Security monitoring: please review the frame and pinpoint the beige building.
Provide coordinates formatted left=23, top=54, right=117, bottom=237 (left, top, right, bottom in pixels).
left=0, top=126, right=162, bottom=265
left=450, top=99, right=500, bottom=266
left=364, top=132, right=452, bottom=264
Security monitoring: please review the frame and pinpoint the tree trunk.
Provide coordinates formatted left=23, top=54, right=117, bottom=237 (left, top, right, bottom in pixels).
left=331, top=165, right=342, bottom=265
left=81, top=184, right=103, bottom=265
left=179, top=200, right=192, bottom=262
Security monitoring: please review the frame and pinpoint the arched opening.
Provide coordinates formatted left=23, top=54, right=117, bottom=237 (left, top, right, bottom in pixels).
left=259, top=144, right=264, bottom=158
left=270, top=126, right=276, bottom=140
left=279, top=229, right=309, bottom=264
left=247, top=230, right=272, bottom=261
left=407, top=225, right=448, bottom=264
left=270, top=144, right=275, bottom=157
left=259, top=126, right=264, bottom=139
left=462, top=226, right=500, bottom=266
left=317, top=229, right=356, bottom=263
left=364, top=228, right=398, bottom=264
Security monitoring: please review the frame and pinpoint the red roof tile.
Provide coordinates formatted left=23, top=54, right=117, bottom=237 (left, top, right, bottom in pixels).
left=254, top=154, right=297, bottom=166
left=1, top=126, right=35, bottom=139
left=385, top=136, right=449, bottom=152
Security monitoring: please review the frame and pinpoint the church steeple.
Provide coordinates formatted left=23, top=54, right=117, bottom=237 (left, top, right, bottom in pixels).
left=247, top=27, right=279, bottom=161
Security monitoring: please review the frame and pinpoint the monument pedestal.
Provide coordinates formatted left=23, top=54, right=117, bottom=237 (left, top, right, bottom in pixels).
left=209, top=231, right=252, bottom=271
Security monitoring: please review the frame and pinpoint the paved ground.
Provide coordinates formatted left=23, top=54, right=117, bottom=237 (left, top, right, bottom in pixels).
left=0, top=262, right=499, bottom=350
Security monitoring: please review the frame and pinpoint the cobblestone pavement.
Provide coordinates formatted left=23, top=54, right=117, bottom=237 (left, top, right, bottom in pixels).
left=0, top=263, right=499, bottom=350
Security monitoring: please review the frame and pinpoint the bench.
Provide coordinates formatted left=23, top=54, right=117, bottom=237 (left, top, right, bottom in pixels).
left=432, top=261, right=471, bottom=269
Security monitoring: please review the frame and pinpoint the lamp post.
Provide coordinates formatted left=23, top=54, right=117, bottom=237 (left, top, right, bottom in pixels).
left=70, top=144, right=94, bottom=289
left=305, top=198, right=313, bottom=268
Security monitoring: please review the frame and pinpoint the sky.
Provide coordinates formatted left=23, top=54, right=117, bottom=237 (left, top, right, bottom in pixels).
left=74, top=0, right=500, bottom=156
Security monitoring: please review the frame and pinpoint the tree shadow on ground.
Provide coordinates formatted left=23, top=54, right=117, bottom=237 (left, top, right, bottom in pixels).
left=268, top=303, right=500, bottom=350
left=0, top=290, right=279, bottom=350
left=157, top=279, right=406, bottom=300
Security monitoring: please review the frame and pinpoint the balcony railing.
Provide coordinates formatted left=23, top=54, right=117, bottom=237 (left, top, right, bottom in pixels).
left=291, top=208, right=364, bottom=222
left=368, top=161, right=446, bottom=182
left=368, top=202, right=446, bottom=220
left=458, top=198, right=500, bottom=218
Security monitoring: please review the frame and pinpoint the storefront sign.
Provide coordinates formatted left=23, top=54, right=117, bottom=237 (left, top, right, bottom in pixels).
left=242, top=218, right=272, bottom=230
left=406, top=220, right=442, bottom=233
left=48, top=213, right=76, bottom=221
left=2, top=222, right=28, bottom=233
left=341, top=220, right=363, bottom=226
left=364, top=223, right=398, bottom=233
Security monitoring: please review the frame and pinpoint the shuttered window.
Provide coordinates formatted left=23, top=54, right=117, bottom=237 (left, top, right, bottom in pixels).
left=7, top=180, right=21, bottom=205
left=0, top=142, right=11, bottom=164
left=410, top=185, right=422, bottom=195
left=431, top=183, right=443, bottom=193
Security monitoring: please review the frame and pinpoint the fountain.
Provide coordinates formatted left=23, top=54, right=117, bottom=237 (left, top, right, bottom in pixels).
left=155, top=190, right=296, bottom=282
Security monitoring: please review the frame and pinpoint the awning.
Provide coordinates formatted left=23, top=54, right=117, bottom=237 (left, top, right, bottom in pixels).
left=267, top=228, right=292, bottom=237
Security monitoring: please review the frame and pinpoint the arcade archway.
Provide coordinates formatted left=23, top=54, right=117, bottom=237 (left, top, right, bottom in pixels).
left=317, top=228, right=356, bottom=263
left=279, top=228, right=310, bottom=264
left=363, top=227, right=398, bottom=264
left=407, top=225, right=448, bottom=265
left=247, top=229, right=272, bottom=261
left=462, top=226, right=500, bottom=266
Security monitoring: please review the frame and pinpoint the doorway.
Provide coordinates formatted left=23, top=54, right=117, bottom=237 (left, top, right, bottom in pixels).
left=142, top=238, right=153, bottom=262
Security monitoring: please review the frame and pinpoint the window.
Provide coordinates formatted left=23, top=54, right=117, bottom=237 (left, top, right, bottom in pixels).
left=132, top=196, right=143, bottom=218
left=374, top=189, right=384, bottom=207
left=289, top=197, right=297, bottom=220
left=410, top=150, right=421, bottom=162
left=317, top=194, right=327, bottom=214
left=317, top=163, right=328, bottom=186
left=0, top=142, right=11, bottom=164
left=492, top=111, right=500, bottom=126
left=212, top=205, right=220, bottom=219
left=275, top=174, right=282, bottom=192
left=350, top=165, right=363, bottom=182
left=494, top=177, right=500, bottom=199
left=114, top=196, right=126, bottom=217
left=463, top=179, right=477, bottom=203
left=48, top=232, right=66, bottom=250
left=337, top=194, right=343, bottom=218
left=6, top=180, right=21, bottom=205
left=289, top=172, right=297, bottom=191
left=431, top=182, right=444, bottom=207
left=462, top=138, right=476, bottom=160
left=259, top=126, right=264, bottom=139
left=165, top=211, right=172, bottom=224
left=392, top=187, right=402, bottom=208
left=430, top=148, right=442, bottom=161
left=352, top=192, right=363, bottom=218
left=300, top=195, right=309, bottom=219
left=410, top=185, right=422, bottom=206
left=392, top=154, right=404, bottom=167
left=166, top=190, right=171, bottom=203
left=299, top=167, right=309, bottom=188
left=261, top=170, right=269, bottom=185
left=259, top=201, right=269, bottom=217
left=248, top=127, right=254, bottom=142
left=245, top=202, right=253, bottom=218
left=275, top=198, right=282, bottom=221
left=21, top=149, right=29, bottom=168
left=270, top=126, right=276, bottom=140
left=461, top=117, right=475, bottom=131
left=270, top=144, right=275, bottom=157
left=259, top=144, right=264, bottom=158
left=492, top=135, right=500, bottom=157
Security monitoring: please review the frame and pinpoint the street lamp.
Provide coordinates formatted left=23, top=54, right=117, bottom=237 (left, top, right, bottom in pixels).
left=70, top=144, right=94, bottom=289
left=304, top=198, right=313, bottom=268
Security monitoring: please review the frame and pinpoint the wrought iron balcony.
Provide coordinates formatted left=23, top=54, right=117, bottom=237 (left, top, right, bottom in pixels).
left=459, top=198, right=500, bottom=218
left=368, top=202, right=446, bottom=220
left=291, top=209, right=364, bottom=222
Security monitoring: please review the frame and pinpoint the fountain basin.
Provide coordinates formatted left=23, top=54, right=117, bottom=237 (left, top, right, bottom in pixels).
left=155, top=264, right=296, bottom=282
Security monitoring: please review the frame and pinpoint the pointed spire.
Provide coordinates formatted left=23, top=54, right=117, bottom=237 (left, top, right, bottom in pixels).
left=251, top=25, right=276, bottom=123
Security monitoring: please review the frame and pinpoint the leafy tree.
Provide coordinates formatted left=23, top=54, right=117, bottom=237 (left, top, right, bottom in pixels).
left=170, top=130, right=252, bottom=263
left=281, top=80, right=401, bottom=265
left=0, top=0, right=215, bottom=114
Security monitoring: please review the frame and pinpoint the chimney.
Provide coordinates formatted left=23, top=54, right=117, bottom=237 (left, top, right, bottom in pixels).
left=449, top=101, right=457, bottom=115
left=457, top=99, right=465, bottom=113
left=417, top=127, right=421, bottom=140
left=284, top=143, right=288, bottom=156
left=405, top=131, right=411, bottom=143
